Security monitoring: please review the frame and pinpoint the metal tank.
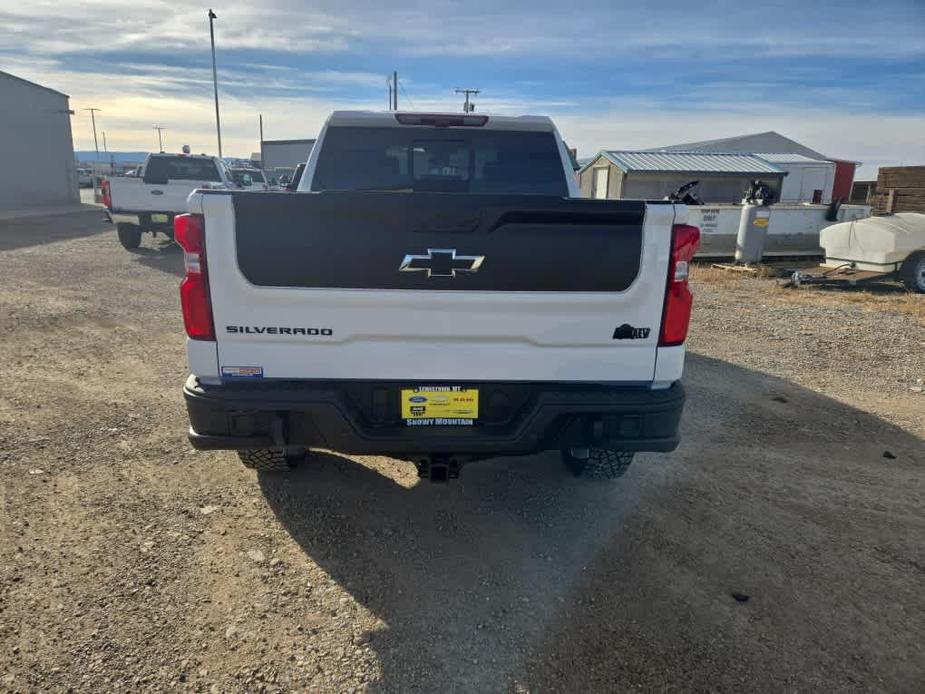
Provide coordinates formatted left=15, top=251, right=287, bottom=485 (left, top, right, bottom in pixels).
left=735, top=180, right=774, bottom=263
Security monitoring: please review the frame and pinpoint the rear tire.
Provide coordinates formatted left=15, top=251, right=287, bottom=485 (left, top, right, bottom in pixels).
left=237, top=447, right=306, bottom=472
left=562, top=447, right=635, bottom=479
left=116, top=223, right=142, bottom=250
left=900, top=252, right=925, bottom=293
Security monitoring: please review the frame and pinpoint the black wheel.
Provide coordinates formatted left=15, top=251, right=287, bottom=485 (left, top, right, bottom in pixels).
left=237, top=447, right=306, bottom=472
left=900, top=252, right=925, bottom=293
left=116, top=223, right=142, bottom=250
left=562, top=447, right=635, bottom=479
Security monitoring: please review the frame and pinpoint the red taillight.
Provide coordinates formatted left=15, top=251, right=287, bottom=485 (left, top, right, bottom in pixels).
left=101, top=179, right=111, bottom=209
left=174, top=213, right=214, bottom=340
left=659, top=223, right=701, bottom=346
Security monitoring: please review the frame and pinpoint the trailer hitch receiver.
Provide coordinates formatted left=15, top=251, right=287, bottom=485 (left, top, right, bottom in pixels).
left=415, top=456, right=461, bottom=483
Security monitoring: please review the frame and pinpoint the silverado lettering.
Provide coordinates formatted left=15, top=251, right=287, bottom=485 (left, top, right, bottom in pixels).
left=226, top=326, right=333, bottom=336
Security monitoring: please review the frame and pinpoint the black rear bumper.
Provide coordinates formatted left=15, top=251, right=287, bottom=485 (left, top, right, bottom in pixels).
left=184, top=376, right=685, bottom=458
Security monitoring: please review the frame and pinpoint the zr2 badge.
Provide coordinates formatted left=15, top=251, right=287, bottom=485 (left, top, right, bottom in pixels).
left=612, top=323, right=651, bottom=340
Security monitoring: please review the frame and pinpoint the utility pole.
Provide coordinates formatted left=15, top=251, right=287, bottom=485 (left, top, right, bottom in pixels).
left=103, top=130, right=115, bottom=173
left=455, top=89, right=479, bottom=113
left=83, top=108, right=102, bottom=161
left=393, top=71, right=398, bottom=111
left=83, top=108, right=102, bottom=196
left=153, top=126, right=166, bottom=152
left=259, top=114, right=264, bottom=168
left=209, top=9, right=223, bottom=158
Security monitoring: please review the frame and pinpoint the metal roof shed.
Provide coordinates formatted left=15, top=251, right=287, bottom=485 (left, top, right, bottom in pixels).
left=578, top=150, right=785, bottom=203
left=653, top=131, right=859, bottom=201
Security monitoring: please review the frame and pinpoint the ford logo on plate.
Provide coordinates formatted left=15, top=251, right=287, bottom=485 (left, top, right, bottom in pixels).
left=409, top=396, right=427, bottom=403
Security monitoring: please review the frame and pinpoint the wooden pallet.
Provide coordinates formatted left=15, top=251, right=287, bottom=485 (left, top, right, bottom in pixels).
left=710, top=263, right=760, bottom=274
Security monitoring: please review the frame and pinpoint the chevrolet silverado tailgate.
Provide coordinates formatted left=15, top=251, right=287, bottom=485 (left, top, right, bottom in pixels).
left=199, top=190, right=675, bottom=383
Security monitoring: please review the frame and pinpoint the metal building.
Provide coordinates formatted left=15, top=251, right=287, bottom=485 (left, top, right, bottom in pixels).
left=0, top=70, right=79, bottom=213
left=578, top=151, right=784, bottom=203
left=654, top=131, right=858, bottom=202
left=260, top=139, right=316, bottom=171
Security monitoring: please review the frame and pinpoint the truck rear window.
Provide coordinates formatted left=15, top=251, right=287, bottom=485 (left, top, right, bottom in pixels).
left=231, top=169, right=265, bottom=185
left=145, top=157, right=221, bottom=182
left=310, top=127, right=568, bottom=196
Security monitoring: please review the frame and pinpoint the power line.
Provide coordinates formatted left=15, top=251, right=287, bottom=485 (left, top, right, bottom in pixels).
left=398, top=79, right=415, bottom=111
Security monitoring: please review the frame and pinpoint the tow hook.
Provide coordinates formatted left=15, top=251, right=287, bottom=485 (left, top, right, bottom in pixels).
left=415, top=455, right=461, bottom=483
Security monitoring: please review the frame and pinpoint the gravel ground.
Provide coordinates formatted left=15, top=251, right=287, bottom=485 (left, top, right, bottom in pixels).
left=1, top=213, right=923, bottom=693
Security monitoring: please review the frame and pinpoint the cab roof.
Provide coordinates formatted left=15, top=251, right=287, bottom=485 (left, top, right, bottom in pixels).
left=327, top=110, right=557, bottom=132
left=149, top=152, right=216, bottom=160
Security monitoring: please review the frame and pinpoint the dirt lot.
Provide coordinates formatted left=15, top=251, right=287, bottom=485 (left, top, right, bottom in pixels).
left=1, top=212, right=923, bottom=693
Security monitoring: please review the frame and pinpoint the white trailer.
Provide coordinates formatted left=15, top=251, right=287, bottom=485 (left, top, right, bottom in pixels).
left=787, top=213, right=925, bottom=293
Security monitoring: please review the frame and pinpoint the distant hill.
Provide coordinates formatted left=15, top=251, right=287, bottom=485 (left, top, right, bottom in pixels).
left=75, top=151, right=150, bottom=163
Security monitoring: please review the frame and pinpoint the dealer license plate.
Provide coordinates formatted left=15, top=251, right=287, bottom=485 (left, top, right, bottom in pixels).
left=401, top=387, right=479, bottom=426
left=151, top=213, right=169, bottom=223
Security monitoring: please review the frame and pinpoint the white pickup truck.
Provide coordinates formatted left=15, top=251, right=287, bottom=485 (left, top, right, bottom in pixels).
left=103, top=152, right=235, bottom=250
left=176, top=111, right=700, bottom=481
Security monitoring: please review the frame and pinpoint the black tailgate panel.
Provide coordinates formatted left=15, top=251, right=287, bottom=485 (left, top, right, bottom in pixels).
left=230, top=191, right=645, bottom=292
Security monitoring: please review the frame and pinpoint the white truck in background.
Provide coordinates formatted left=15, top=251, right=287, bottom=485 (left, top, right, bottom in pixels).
left=177, top=111, right=701, bottom=482
left=103, top=151, right=236, bottom=250
left=230, top=167, right=269, bottom=192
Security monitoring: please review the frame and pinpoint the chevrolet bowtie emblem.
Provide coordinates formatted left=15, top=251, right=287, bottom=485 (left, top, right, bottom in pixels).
left=399, top=248, right=485, bottom=278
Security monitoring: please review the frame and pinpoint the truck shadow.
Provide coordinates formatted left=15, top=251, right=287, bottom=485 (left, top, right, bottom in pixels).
left=258, top=354, right=925, bottom=692
left=0, top=209, right=109, bottom=251
left=131, top=241, right=184, bottom=277
left=259, top=448, right=636, bottom=692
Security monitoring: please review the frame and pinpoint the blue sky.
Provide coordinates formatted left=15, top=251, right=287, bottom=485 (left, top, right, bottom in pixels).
left=2, top=0, right=923, bottom=176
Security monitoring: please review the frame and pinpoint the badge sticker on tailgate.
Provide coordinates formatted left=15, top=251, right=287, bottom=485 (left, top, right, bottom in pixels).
left=221, top=366, right=264, bottom=379
left=401, top=387, right=478, bottom=426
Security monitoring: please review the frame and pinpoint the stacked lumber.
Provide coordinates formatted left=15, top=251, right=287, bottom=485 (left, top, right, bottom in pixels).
left=872, top=166, right=925, bottom=214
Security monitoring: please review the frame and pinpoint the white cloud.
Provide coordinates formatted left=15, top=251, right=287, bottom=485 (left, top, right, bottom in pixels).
left=2, top=0, right=923, bottom=59
left=4, top=0, right=922, bottom=178
left=0, top=1, right=351, bottom=54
